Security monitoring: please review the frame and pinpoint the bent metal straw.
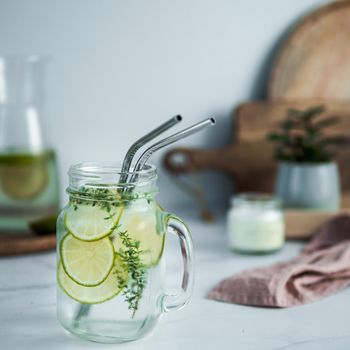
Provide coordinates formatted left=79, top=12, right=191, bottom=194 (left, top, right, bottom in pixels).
left=74, top=117, right=215, bottom=323
left=119, top=115, right=182, bottom=184
left=130, top=118, right=216, bottom=183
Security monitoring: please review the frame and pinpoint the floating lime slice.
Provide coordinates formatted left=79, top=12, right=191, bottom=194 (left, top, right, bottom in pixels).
left=60, top=234, right=115, bottom=286
left=58, top=256, right=128, bottom=304
left=112, top=205, right=165, bottom=267
left=65, top=203, right=123, bottom=241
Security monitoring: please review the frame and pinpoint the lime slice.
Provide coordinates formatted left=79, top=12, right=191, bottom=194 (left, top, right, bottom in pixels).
left=58, top=256, right=128, bottom=304
left=65, top=204, right=123, bottom=241
left=60, top=234, right=115, bottom=286
left=112, top=206, right=165, bottom=267
left=0, top=152, right=50, bottom=199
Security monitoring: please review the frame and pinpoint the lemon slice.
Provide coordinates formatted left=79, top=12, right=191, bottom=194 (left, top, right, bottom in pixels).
left=60, top=234, right=115, bottom=286
left=65, top=203, right=123, bottom=241
left=58, top=256, right=128, bottom=304
left=112, top=206, right=165, bottom=267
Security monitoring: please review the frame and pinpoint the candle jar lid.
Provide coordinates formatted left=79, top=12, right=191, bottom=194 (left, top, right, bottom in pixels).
left=230, top=193, right=282, bottom=211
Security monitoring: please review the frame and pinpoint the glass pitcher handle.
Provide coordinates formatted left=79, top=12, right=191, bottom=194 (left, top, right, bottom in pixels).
left=162, top=214, right=195, bottom=312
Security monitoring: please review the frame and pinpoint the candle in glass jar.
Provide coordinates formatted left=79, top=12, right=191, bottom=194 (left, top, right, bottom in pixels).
left=227, top=193, right=285, bottom=254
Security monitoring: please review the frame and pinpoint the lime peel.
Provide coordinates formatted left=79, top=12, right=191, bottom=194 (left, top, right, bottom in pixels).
left=58, top=256, right=128, bottom=304
left=112, top=209, right=165, bottom=267
left=60, top=234, right=115, bottom=286
left=64, top=204, right=123, bottom=241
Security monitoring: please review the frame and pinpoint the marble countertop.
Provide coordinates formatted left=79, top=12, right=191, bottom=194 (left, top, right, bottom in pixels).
left=1, top=210, right=350, bottom=350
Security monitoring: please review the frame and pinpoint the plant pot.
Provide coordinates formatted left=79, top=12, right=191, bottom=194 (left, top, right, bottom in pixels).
left=275, top=161, right=340, bottom=210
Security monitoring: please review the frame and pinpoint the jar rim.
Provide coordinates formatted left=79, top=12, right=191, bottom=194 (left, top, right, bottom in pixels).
left=68, top=162, right=157, bottom=182
left=67, top=162, right=158, bottom=200
left=231, top=192, right=282, bottom=209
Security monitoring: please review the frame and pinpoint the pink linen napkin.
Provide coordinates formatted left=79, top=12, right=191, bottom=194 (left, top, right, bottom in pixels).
left=208, top=215, right=350, bottom=307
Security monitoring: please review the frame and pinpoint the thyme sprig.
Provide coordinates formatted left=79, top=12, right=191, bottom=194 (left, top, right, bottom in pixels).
left=69, top=185, right=148, bottom=212
left=115, top=228, right=146, bottom=318
left=70, top=186, right=121, bottom=212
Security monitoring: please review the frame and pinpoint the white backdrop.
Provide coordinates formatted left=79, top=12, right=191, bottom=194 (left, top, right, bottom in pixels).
left=0, top=0, right=327, bottom=212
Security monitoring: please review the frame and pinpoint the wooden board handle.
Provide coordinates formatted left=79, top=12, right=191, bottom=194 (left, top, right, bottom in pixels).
left=163, top=147, right=234, bottom=174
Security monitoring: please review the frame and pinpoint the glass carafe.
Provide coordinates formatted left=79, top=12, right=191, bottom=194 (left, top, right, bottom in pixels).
left=0, top=55, right=60, bottom=233
left=56, top=162, right=194, bottom=343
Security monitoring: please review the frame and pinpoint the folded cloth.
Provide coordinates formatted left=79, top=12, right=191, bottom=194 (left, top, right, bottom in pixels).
left=208, top=215, right=350, bottom=307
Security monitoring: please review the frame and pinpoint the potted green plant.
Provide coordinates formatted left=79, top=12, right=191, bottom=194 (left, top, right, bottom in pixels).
left=268, top=105, right=343, bottom=210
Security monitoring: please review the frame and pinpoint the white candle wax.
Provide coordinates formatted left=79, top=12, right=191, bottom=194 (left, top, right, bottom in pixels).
left=227, top=194, right=285, bottom=254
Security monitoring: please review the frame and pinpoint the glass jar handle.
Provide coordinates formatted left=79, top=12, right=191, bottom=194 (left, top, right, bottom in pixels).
left=162, top=214, right=194, bottom=312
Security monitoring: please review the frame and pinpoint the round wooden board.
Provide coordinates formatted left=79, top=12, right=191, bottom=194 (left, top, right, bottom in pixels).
left=0, top=233, right=56, bottom=256
left=269, top=1, right=350, bottom=99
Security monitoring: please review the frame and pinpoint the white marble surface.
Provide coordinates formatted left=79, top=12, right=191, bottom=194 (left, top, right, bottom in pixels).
left=1, top=210, right=350, bottom=350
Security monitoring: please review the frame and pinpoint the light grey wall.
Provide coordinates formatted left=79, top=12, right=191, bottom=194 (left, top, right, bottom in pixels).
left=0, top=0, right=328, bottom=212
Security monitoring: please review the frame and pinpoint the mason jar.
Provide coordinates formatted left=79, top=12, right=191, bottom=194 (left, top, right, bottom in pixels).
left=56, top=162, right=194, bottom=343
left=227, top=193, right=285, bottom=254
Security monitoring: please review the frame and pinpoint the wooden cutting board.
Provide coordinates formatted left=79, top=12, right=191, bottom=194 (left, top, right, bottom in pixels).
left=284, top=209, right=350, bottom=239
left=269, top=0, right=350, bottom=99
left=164, top=100, right=350, bottom=206
left=0, top=233, right=56, bottom=256
left=164, top=1, right=350, bottom=238
left=163, top=100, right=350, bottom=238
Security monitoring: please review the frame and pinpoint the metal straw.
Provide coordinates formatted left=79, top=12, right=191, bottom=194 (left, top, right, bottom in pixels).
left=130, top=118, right=215, bottom=183
left=74, top=117, right=214, bottom=324
left=119, top=115, right=182, bottom=183
left=74, top=115, right=182, bottom=324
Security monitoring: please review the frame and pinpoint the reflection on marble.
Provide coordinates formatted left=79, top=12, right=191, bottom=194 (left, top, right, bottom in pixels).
left=1, top=209, right=349, bottom=350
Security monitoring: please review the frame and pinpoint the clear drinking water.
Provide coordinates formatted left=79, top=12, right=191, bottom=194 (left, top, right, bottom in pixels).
left=56, top=163, right=194, bottom=343
left=57, top=257, right=165, bottom=342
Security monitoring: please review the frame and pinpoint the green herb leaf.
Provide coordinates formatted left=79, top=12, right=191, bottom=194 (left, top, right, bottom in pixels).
left=267, top=105, right=341, bottom=163
left=117, top=229, right=146, bottom=318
